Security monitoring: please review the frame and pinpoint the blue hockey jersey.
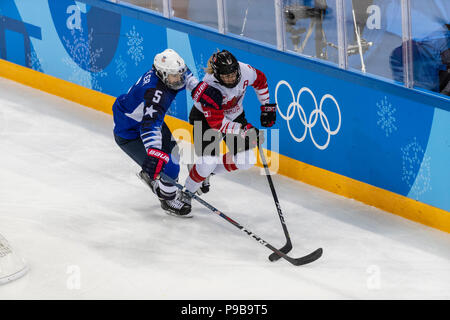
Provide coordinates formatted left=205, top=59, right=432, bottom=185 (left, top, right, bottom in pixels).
left=113, top=67, right=198, bottom=151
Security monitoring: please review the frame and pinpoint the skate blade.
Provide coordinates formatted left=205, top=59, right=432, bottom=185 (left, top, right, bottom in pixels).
left=164, top=210, right=194, bottom=219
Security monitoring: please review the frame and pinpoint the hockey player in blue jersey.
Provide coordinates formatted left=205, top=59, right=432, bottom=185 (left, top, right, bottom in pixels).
left=113, top=49, right=223, bottom=217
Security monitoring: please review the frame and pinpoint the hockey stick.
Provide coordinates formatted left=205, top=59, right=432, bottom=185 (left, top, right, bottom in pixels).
left=257, top=140, right=293, bottom=262
left=159, top=172, right=322, bottom=266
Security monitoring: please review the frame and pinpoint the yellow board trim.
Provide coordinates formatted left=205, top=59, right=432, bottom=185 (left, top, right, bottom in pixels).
left=0, top=59, right=116, bottom=113
left=1, top=58, right=449, bottom=233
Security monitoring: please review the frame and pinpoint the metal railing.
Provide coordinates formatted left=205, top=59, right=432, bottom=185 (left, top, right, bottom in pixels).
left=107, top=0, right=450, bottom=96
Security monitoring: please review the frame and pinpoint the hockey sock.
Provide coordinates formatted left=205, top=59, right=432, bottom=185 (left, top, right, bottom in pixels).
left=185, top=164, right=207, bottom=193
left=213, top=150, right=256, bottom=174
left=185, top=156, right=218, bottom=193
left=213, top=152, right=238, bottom=174
left=157, top=177, right=178, bottom=200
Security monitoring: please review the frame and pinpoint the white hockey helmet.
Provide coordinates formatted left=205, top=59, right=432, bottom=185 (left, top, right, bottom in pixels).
left=153, top=49, right=187, bottom=90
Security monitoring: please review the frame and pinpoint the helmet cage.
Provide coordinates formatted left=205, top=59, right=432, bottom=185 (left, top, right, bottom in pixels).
left=154, top=49, right=187, bottom=90
left=211, top=50, right=241, bottom=88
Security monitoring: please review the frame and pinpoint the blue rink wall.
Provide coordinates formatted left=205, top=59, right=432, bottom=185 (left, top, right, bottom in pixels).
left=1, top=0, right=449, bottom=231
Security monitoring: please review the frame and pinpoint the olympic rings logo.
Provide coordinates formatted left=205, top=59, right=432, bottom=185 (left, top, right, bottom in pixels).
left=275, top=80, right=341, bottom=150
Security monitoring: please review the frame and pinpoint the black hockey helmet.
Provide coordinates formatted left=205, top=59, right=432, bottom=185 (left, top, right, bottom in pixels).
left=211, top=50, right=241, bottom=88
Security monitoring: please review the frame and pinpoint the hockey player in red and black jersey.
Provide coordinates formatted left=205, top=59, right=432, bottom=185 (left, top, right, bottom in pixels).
left=184, top=50, right=277, bottom=199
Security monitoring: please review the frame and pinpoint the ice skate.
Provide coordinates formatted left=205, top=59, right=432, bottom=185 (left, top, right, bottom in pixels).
left=139, top=170, right=191, bottom=217
left=160, top=190, right=192, bottom=218
left=187, top=164, right=211, bottom=195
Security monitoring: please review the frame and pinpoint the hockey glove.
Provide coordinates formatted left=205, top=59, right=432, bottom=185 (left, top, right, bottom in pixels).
left=142, top=148, right=170, bottom=180
left=240, top=123, right=264, bottom=149
left=260, top=103, right=277, bottom=127
left=191, top=81, right=223, bottom=110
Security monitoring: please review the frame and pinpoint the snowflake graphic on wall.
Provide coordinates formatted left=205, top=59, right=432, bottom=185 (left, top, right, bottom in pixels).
left=126, top=26, right=144, bottom=66
left=27, top=51, right=43, bottom=72
left=401, top=137, right=432, bottom=199
left=62, top=28, right=107, bottom=90
left=376, top=96, right=397, bottom=137
left=115, top=55, right=128, bottom=82
left=166, top=99, right=177, bottom=116
left=194, top=54, right=207, bottom=80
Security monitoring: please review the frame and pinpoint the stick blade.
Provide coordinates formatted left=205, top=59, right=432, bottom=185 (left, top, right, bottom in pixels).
left=292, top=248, right=323, bottom=266
left=268, top=242, right=292, bottom=262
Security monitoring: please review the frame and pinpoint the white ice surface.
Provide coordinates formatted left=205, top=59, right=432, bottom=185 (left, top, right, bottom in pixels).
left=0, top=77, right=449, bottom=299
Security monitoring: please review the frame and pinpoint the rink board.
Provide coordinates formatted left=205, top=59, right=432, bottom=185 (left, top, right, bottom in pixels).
left=1, top=58, right=449, bottom=234
left=0, top=0, right=449, bottom=233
